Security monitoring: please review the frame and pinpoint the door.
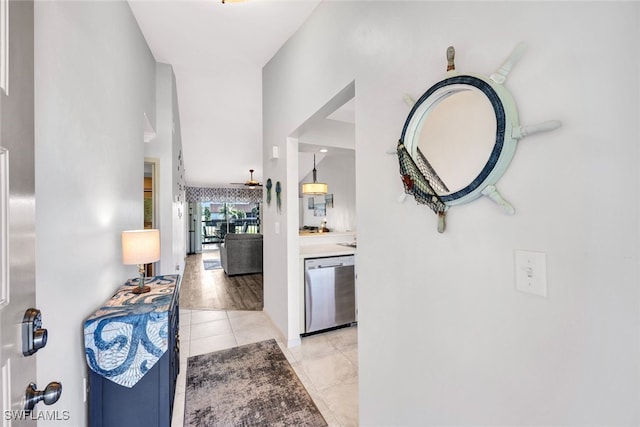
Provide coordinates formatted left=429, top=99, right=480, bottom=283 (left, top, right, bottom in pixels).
left=1, top=0, right=37, bottom=424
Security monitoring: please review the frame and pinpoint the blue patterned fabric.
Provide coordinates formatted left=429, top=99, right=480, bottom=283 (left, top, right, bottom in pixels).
left=84, top=275, right=179, bottom=388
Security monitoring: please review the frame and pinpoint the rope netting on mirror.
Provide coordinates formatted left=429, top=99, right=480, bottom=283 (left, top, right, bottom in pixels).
left=397, top=140, right=446, bottom=215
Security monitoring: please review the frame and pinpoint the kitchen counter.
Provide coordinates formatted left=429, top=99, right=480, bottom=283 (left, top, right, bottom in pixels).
left=299, top=243, right=356, bottom=258
left=298, top=230, right=325, bottom=236
left=299, top=231, right=355, bottom=245
left=299, top=231, right=356, bottom=258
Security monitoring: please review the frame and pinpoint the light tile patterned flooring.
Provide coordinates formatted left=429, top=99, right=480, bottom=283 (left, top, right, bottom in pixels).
left=171, top=308, right=359, bottom=426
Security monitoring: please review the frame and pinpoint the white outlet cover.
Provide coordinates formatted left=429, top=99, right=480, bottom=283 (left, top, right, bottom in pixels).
left=515, top=250, right=547, bottom=297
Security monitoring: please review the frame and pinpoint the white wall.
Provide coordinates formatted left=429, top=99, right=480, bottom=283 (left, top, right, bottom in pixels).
left=145, top=63, right=186, bottom=277
left=34, top=2, right=157, bottom=424
left=263, top=2, right=640, bottom=425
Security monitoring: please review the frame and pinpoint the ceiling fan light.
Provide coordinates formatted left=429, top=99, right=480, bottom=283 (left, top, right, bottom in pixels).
left=231, top=169, right=262, bottom=187
left=245, top=169, right=261, bottom=187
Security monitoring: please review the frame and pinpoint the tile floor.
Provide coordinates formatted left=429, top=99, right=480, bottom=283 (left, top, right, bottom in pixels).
left=171, top=308, right=359, bottom=427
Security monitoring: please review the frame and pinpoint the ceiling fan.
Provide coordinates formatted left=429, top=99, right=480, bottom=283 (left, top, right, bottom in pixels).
left=230, top=169, right=262, bottom=188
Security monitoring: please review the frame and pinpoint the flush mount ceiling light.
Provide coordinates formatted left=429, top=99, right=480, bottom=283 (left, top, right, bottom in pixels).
left=302, top=155, right=328, bottom=195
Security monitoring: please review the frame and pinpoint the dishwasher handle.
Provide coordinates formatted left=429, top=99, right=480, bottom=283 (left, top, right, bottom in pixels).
left=305, top=256, right=355, bottom=270
left=314, top=262, right=344, bottom=269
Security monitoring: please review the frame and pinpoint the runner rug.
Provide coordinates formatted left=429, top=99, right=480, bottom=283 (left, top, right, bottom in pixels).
left=184, top=339, right=327, bottom=426
left=203, top=259, right=222, bottom=270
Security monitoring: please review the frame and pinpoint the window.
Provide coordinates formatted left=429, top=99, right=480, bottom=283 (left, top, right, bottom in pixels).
left=201, top=202, right=260, bottom=245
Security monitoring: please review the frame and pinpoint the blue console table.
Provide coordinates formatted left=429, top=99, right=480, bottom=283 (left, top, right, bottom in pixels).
left=84, top=275, right=180, bottom=427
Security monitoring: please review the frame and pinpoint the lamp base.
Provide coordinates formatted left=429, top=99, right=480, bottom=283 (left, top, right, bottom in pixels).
left=131, top=285, right=151, bottom=294
left=132, top=272, right=150, bottom=294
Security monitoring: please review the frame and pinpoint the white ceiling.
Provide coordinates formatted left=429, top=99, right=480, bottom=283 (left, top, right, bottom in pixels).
left=128, top=0, right=322, bottom=188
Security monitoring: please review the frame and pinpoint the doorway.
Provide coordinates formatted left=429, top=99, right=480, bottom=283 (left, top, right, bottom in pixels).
left=284, top=80, right=356, bottom=344
left=293, top=82, right=356, bottom=235
left=144, top=159, right=158, bottom=276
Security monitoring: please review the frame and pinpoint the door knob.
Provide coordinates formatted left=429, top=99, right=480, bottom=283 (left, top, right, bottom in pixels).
left=24, top=382, right=62, bottom=411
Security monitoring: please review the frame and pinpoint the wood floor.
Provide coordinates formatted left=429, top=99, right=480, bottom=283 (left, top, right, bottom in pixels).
left=180, top=247, right=263, bottom=311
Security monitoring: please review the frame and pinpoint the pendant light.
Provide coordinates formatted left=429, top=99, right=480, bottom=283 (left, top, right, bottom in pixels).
left=302, top=155, right=328, bottom=195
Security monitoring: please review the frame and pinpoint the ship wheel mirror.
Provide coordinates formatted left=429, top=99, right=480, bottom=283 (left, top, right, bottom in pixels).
left=397, top=43, right=561, bottom=233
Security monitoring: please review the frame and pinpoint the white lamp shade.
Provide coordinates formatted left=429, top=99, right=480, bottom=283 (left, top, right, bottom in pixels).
left=302, top=154, right=328, bottom=195
left=301, top=182, right=328, bottom=195
left=122, top=229, right=160, bottom=265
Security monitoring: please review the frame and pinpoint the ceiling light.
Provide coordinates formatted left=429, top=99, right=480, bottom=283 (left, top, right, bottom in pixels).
left=302, top=155, right=328, bottom=195
left=319, top=148, right=328, bottom=153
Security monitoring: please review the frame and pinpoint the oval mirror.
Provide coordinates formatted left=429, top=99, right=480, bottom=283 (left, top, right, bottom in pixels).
left=401, top=75, right=512, bottom=208
left=397, top=44, right=561, bottom=232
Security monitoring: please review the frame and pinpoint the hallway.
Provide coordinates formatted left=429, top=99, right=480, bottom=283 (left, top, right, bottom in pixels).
left=171, top=256, right=359, bottom=426
left=180, top=247, right=263, bottom=311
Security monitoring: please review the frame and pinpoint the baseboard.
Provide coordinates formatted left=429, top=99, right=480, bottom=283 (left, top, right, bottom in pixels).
left=287, top=337, right=302, bottom=348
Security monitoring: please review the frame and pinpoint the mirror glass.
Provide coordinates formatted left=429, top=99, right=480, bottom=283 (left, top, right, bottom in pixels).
left=416, top=88, right=496, bottom=195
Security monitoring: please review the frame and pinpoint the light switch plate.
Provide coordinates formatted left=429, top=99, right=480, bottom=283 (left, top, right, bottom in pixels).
left=515, top=250, right=547, bottom=297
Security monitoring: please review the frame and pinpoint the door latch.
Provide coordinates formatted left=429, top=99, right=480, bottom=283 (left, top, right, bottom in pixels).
left=24, top=382, right=62, bottom=411
left=22, top=308, right=48, bottom=356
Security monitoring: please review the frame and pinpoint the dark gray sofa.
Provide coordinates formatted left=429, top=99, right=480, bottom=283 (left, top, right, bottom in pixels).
left=220, top=233, right=263, bottom=276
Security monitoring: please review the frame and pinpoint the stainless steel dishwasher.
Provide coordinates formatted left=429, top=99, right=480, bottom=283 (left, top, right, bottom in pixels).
left=304, top=255, right=356, bottom=334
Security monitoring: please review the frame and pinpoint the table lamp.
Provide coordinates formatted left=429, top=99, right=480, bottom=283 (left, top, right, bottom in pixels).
left=122, top=229, right=160, bottom=294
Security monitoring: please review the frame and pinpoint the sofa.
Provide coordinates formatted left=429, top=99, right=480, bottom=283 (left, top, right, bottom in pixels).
left=220, top=233, right=263, bottom=276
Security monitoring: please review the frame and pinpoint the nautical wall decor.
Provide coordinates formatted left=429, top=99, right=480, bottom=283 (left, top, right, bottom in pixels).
left=275, top=181, right=282, bottom=213
left=397, top=43, right=561, bottom=232
left=266, top=178, right=273, bottom=207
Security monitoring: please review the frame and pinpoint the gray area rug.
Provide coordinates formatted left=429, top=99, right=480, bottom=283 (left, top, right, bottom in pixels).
left=203, top=259, right=222, bottom=270
left=184, top=339, right=327, bottom=426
